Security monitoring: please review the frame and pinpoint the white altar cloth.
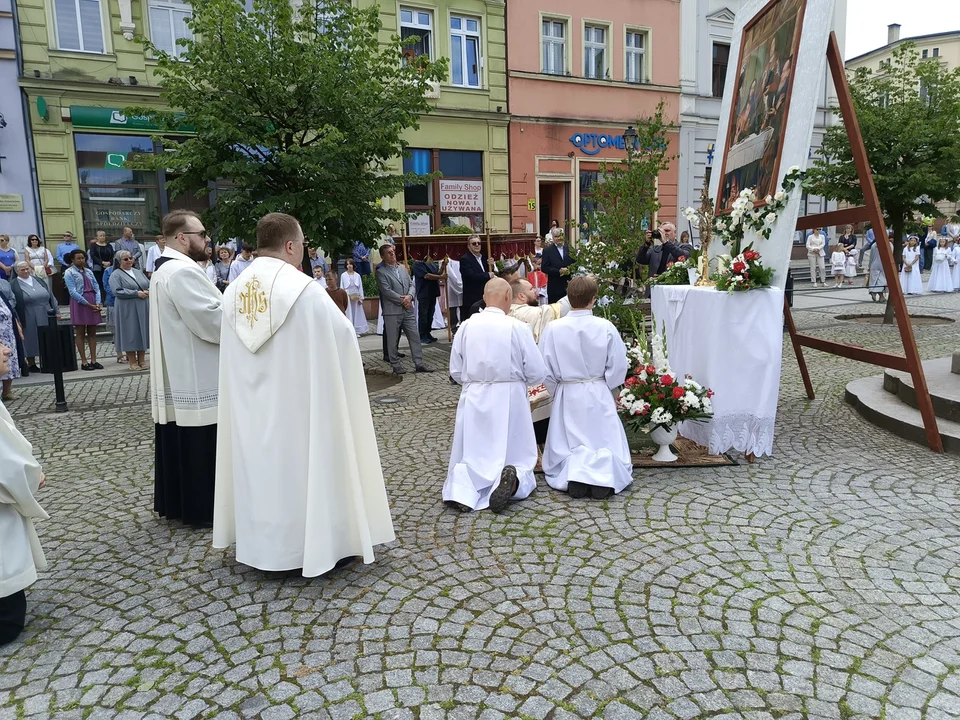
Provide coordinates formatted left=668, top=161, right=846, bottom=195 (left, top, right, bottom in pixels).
left=651, top=285, right=784, bottom=457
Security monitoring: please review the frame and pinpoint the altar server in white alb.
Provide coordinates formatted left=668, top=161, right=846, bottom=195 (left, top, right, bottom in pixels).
left=214, top=213, right=396, bottom=576
left=150, top=210, right=223, bottom=528
left=443, top=278, right=546, bottom=513
left=0, top=343, right=47, bottom=647
left=539, top=277, right=632, bottom=499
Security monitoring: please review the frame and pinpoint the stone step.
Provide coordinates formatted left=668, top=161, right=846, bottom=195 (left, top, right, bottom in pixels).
left=846, top=375, right=960, bottom=455
left=883, top=357, right=960, bottom=424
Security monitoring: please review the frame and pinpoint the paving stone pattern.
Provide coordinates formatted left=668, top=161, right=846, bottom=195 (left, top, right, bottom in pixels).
left=2, top=293, right=960, bottom=719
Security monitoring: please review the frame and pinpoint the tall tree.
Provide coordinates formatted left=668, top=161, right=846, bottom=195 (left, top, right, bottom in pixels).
left=127, top=0, right=446, bottom=253
left=808, top=42, right=960, bottom=321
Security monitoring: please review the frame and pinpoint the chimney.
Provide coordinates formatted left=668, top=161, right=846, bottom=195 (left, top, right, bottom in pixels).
left=888, top=23, right=901, bottom=45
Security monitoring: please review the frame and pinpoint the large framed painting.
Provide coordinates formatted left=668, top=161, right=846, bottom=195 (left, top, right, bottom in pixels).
left=709, top=0, right=836, bottom=288
left=717, top=0, right=806, bottom=214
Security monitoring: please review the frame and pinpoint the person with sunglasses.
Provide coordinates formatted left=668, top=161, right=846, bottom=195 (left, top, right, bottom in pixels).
left=149, top=210, right=223, bottom=529
left=459, top=235, right=493, bottom=321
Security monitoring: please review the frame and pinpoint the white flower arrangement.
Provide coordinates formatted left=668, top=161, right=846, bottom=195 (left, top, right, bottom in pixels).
left=712, top=167, right=807, bottom=256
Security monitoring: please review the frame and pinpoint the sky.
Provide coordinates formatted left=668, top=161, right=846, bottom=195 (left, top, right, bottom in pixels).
left=845, top=0, right=960, bottom=59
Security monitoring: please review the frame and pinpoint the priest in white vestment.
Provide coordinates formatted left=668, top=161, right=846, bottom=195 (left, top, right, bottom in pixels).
left=443, top=278, right=546, bottom=513
left=509, top=279, right=571, bottom=445
left=150, top=210, right=223, bottom=528
left=0, top=342, right=48, bottom=646
left=539, top=276, right=632, bottom=499
left=214, top=213, right=395, bottom=576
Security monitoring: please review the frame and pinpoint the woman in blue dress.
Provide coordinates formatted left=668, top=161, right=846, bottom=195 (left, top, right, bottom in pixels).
left=0, top=235, right=18, bottom=281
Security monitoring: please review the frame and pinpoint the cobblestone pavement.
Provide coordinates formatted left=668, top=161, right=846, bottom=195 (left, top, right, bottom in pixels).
left=3, top=292, right=960, bottom=720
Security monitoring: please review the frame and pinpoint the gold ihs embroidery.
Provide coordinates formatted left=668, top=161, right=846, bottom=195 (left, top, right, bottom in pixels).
left=238, top=277, right=268, bottom=328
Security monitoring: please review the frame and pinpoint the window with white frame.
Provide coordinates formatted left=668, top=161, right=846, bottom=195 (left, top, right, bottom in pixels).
left=400, top=7, right=433, bottom=62
left=54, top=0, right=105, bottom=53
left=542, top=19, right=565, bottom=75
left=626, top=30, right=647, bottom=83
left=149, top=0, right=193, bottom=58
left=584, top=25, right=606, bottom=79
left=450, top=15, right=481, bottom=87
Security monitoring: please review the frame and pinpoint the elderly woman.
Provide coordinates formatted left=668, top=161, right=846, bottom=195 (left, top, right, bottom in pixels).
left=108, top=250, right=150, bottom=371
left=24, top=236, right=53, bottom=290
left=10, top=262, right=58, bottom=373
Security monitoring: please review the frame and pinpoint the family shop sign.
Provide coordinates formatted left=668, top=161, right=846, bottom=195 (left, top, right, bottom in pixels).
left=569, top=132, right=639, bottom=155
left=439, top=180, right=484, bottom=213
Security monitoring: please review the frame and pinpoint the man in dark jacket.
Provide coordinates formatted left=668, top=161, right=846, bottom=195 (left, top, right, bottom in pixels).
left=637, top=229, right=684, bottom=278
left=540, top=232, right=575, bottom=303
left=413, top=257, right=444, bottom=344
left=459, top=235, right=492, bottom=320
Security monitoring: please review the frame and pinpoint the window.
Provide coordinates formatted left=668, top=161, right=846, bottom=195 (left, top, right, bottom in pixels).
left=542, top=19, right=565, bottom=75
left=922, top=49, right=928, bottom=58
left=450, top=15, right=481, bottom=87
left=439, top=150, right=482, bottom=178
left=149, top=0, right=193, bottom=58
left=580, top=169, right=600, bottom=220
left=584, top=25, right=606, bottom=79
left=400, top=7, right=433, bottom=62
left=54, top=0, right=104, bottom=52
left=934, top=48, right=940, bottom=57
left=626, top=30, right=646, bottom=83
left=403, top=149, right=432, bottom=208
left=712, top=43, right=730, bottom=97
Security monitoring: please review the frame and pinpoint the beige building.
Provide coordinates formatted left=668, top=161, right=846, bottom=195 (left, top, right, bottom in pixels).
left=847, top=24, right=960, bottom=220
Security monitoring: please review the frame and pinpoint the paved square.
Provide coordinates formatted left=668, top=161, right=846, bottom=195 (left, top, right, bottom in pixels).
left=2, top=289, right=960, bottom=720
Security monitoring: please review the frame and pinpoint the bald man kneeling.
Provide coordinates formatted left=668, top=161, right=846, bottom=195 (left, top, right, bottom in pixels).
left=442, top=278, right=546, bottom=513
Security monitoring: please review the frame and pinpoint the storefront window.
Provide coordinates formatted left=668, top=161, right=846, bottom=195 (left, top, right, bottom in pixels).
left=579, top=169, right=600, bottom=222
left=75, top=134, right=162, bottom=242
left=402, top=148, right=485, bottom=232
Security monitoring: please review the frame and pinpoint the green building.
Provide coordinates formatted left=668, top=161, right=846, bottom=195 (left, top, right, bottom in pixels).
left=16, top=0, right=509, bottom=249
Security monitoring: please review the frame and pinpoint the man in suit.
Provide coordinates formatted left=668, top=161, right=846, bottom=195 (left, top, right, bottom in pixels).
left=413, top=256, right=444, bottom=344
left=459, top=235, right=493, bottom=320
left=540, top=229, right=575, bottom=303
left=376, top=244, right=431, bottom=376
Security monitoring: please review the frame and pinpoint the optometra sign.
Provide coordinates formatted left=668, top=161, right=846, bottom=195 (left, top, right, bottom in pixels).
left=439, top=180, right=484, bottom=214
left=569, top=131, right=637, bottom=156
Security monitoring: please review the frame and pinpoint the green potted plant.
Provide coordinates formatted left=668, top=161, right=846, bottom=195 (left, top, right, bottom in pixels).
left=362, top=273, right=380, bottom=322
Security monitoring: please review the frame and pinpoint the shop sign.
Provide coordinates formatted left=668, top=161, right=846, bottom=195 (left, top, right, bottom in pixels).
left=439, top=180, right=483, bottom=213
left=70, top=106, right=194, bottom=132
left=408, top=213, right=431, bottom=236
left=569, top=131, right=633, bottom=156
left=105, top=153, right=127, bottom=169
left=0, top=194, right=23, bottom=212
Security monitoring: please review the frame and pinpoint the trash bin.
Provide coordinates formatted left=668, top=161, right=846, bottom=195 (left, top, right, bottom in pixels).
left=39, top=320, right=77, bottom=373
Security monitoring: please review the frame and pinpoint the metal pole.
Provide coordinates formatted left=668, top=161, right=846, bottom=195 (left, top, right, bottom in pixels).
left=47, top=310, right=67, bottom=412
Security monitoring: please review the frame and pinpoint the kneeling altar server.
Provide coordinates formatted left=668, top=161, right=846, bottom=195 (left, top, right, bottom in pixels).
left=213, top=213, right=395, bottom=576
left=443, top=278, right=545, bottom=513
left=539, top=276, right=632, bottom=499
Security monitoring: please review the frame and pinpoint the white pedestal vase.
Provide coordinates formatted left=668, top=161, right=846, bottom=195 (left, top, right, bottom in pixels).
left=650, top=424, right=678, bottom=463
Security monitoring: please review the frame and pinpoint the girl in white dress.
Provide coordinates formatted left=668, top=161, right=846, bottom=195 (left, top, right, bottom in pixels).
left=927, top=237, right=954, bottom=293
left=900, top=238, right=923, bottom=295
left=843, top=252, right=858, bottom=284
left=949, top=239, right=960, bottom=291
left=830, top=245, right=846, bottom=288
left=340, top=258, right=368, bottom=336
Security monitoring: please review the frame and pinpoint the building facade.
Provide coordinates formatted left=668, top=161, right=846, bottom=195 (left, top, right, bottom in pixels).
left=1, top=0, right=41, bottom=243
left=362, top=0, right=510, bottom=236
left=677, top=0, right=848, bottom=246
left=847, top=24, right=960, bottom=219
left=506, top=0, right=681, bottom=240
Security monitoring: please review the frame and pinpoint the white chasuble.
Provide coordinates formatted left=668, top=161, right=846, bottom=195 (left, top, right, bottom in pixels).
left=213, top=258, right=395, bottom=577
left=443, top=308, right=546, bottom=510
left=539, top=310, right=633, bottom=493
left=0, top=402, right=48, bottom=598
left=510, top=297, right=571, bottom=423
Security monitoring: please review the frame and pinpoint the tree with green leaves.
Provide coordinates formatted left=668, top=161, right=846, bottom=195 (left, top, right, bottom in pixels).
left=808, top=42, right=960, bottom=321
left=576, top=103, right=675, bottom=337
left=126, top=0, right=446, bottom=254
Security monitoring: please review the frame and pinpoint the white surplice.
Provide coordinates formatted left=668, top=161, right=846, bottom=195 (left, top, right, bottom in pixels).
left=149, top=247, right=223, bottom=427
left=539, top=310, right=633, bottom=493
left=443, top=307, right=546, bottom=510
left=0, top=402, right=48, bottom=600
left=213, top=257, right=395, bottom=577
left=340, top=270, right=368, bottom=334
left=445, top=259, right=463, bottom=310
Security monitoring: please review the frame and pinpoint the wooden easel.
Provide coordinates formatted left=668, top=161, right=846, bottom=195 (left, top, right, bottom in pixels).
left=784, top=31, right=943, bottom=452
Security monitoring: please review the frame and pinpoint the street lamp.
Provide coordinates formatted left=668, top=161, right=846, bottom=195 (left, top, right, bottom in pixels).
left=623, top=125, right=637, bottom=168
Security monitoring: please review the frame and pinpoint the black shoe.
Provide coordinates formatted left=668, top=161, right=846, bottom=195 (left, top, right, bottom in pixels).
left=334, top=556, right=361, bottom=569
left=92, top=362, right=104, bottom=370
left=81, top=364, right=95, bottom=371
left=28, top=364, right=39, bottom=373
left=489, top=466, right=518, bottom=513
left=392, top=365, right=406, bottom=375
left=568, top=482, right=590, bottom=499
left=415, top=365, right=434, bottom=373
left=449, top=375, right=458, bottom=385
left=423, top=337, right=437, bottom=344
left=591, top=485, right=614, bottom=500
left=398, top=352, right=406, bottom=358
left=444, top=500, right=472, bottom=513
left=20, top=368, right=29, bottom=377
left=188, top=520, right=213, bottom=529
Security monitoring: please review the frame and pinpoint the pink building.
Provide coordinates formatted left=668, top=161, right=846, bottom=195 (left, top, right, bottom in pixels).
left=506, top=0, right=681, bottom=237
